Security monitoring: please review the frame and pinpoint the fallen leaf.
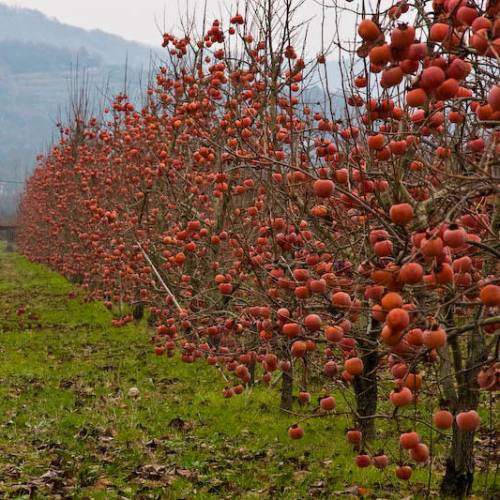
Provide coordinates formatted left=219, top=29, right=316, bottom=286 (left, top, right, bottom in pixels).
left=94, top=477, right=113, bottom=490
left=127, top=387, right=140, bottom=398
left=292, top=470, right=309, bottom=482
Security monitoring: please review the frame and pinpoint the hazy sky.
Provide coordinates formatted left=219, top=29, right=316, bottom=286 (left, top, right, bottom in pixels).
left=1, top=0, right=356, bottom=55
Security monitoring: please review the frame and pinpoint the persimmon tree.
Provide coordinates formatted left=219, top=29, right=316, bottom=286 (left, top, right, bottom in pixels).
left=17, top=0, right=499, bottom=497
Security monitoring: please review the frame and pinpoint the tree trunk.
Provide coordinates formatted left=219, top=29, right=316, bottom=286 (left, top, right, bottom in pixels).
left=353, top=346, right=378, bottom=442
left=280, top=367, right=293, bottom=411
left=441, top=423, right=476, bottom=498
left=441, top=325, right=486, bottom=497
left=132, top=301, right=144, bottom=320
left=248, top=360, right=256, bottom=387
left=353, top=318, right=379, bottom=442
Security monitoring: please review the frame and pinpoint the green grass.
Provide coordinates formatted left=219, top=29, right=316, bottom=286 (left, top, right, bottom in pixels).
left=0, top=247, right=497, bottom=499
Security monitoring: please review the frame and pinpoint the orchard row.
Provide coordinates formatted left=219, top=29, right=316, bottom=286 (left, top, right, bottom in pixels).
left=17, top=1, right=499, bottom=496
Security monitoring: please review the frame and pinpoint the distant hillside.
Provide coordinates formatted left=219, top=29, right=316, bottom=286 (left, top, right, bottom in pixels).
left=0, top=4, right=162, bottom=215
left=0, top=4, right=159, bottom=68
left=0, top=39, right=101, bottom=73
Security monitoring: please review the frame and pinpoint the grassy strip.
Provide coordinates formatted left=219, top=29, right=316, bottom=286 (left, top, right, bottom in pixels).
left=0, top=247, right=496, bottom=498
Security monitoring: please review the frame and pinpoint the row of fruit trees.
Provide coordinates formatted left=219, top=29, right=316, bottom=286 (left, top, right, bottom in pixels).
left=17, top=0, right=499, bottom=496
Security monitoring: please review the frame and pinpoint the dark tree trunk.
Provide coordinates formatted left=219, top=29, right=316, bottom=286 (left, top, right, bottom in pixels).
left=248, top=360, right=256, bottom=387
left=280, top=367, right=293, bottom=411
left=353, top=318, right=379, bottom=442
left=353, top=346, right=378, bottom=441
left=441, top=325, right=486, bottom=497
left=441, top=424, right=476, bottom=498
left=133, top=301, right=144, bottom=320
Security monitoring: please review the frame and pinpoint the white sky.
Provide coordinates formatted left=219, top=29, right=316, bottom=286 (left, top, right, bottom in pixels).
left=0, top=0, right=357, bottom=55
